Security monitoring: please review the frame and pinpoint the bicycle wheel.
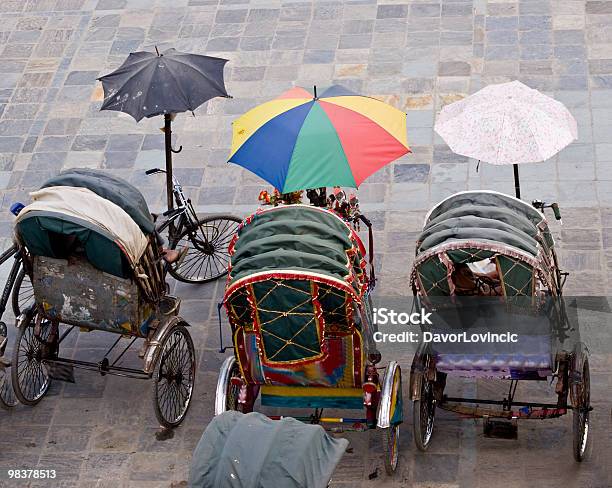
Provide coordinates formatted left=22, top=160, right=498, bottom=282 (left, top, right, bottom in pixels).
left=168, top=215, right=241, bottom=283
left=12, top=267, right=34, bottom=317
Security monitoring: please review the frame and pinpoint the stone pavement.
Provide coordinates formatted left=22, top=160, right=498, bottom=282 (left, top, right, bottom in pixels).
left=0, top=0, right=611, bottom=486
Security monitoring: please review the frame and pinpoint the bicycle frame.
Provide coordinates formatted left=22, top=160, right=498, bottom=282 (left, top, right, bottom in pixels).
left=0, top=245, right=21, bottom=323
left=147, top=168, right=203, bottom=247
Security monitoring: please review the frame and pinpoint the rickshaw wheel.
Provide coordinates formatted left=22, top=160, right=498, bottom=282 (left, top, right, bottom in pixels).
left=152, top=324, right=196, bottom=428
left=215, top=356, right=248, bottom=414
left=168, top=215, right=242, bottom=284
left=12, top=268, right=34, bottom=318
left=381, top=424, right=400, bottom=475
left=11, top=313, right=51, bottom=406
left=224, top=359, right=242, bottom=412
left=0, top=366, right=19, bottom=408
left=572, top=359, right=591, bottom=462
left=413, top=365, right=436, bottom=451
left=0, top=322, right=18, bottom=408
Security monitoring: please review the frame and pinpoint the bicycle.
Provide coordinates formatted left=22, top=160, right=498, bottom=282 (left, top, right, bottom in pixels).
left=146, top=168, right=242, bottom=283
left=0, top=203, right=35, bottom=408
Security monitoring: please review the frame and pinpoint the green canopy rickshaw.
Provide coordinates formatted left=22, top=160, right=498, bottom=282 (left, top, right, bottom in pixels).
left=215, top=204, right=403, bottom=475
left=10, top=169, right=196, bottom=428
left=409, top=190, right=591, bottom=462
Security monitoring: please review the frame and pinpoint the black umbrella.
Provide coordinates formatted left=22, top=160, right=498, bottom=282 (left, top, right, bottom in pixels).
left=98, top=48, right=230, bottom=210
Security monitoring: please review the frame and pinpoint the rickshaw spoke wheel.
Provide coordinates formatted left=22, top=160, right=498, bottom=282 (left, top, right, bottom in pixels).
left=382, top=424, right=400, bottom=475
left=413, top=359, right=436, bottom=451
left=225, top=361, right=241, bottom=412
left=12, top=268, right=34, bottom=318
left=153, top=324, right=195, bottom=428
left=168, top=215, right=241, bottom=284
left=0, top=366, right=18, bottom=408
left=573, top=359, right=591, bottom=462
left=11, top=314, right=51, bottom=406
left=0, top=322, right=18, bottom=408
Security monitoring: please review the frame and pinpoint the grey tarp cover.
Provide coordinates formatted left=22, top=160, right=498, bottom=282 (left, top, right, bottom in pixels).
left=417, top=191, right=552, bottom=257
left=229, top=205, right=359, bottom=286
left=189, top=411, right=348, bottom=488
left=42, top=168, right=155, bottom=234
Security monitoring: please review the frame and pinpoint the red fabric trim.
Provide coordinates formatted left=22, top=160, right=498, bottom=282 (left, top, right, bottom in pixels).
left=225, top=271, right=362, bottom=303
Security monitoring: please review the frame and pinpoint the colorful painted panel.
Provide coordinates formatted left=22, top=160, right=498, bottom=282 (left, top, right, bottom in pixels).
left=260, top=385, right=364, bottom=410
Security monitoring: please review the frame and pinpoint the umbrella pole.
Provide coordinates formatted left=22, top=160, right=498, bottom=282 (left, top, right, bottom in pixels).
left=513, top=163, right=521, bottom=199
left=164, top=114, right=174, bottom=212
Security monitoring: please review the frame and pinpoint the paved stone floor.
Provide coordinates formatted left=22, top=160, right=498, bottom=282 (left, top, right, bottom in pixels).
left=0, top=0, right=612, bottom=486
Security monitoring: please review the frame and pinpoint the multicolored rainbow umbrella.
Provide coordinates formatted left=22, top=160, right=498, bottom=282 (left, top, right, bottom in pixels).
left=228, top=85, right=410, bottom=193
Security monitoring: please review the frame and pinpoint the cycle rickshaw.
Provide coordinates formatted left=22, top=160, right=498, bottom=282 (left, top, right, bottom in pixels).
left=409, top=190, right=591, bottom=461
left=10, top=169, right=196, bottom=427
left=215, top=204, right=403, bottom=475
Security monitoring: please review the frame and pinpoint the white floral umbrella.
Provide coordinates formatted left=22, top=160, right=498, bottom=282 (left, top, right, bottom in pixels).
left=434, top=80, right=577, bottom=198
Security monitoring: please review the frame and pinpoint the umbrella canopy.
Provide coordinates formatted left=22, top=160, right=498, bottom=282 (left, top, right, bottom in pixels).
left=228, top=85, right=410, bottom=193
left=98, top=48, right=229, bottom=122
left=434, top=80, right=577, bottom=165
left=98, top=48, right=230, bottom=210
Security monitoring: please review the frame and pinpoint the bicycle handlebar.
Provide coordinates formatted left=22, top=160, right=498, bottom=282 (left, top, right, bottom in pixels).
left=146, top=168, right=181, bottom=189
left=357, top=214, right=372, bottom=228
left=532, top=200, right=562, bottom=221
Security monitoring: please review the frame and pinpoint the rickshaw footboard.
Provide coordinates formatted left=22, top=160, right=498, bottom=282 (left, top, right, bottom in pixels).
left=267, top=415, right=370, bottom=432
left=440, top=396, right=572, bottom=419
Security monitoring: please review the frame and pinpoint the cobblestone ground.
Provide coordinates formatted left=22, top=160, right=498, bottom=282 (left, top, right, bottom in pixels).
left=0, top=0, right=611, bottom=487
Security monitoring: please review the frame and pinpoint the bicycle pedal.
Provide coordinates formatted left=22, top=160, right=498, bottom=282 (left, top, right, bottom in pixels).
left=48, top=363, right=75, bottom=383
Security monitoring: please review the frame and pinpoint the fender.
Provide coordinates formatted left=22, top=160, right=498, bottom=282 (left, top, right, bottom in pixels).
left=215, top=356, right=237, bottom=416
left=377, top=361, right=402, bottom=429
left=143, top=315, right=188, bottom=374
left=569, top=342, right=588, bottom=407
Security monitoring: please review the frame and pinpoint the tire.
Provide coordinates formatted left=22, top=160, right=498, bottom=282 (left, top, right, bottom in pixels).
left=152, top=324, right=196, bottom=428
left=413, top=369, right=436, bottom=451
left=224, top=359, right=242, bottom=412
left=572, top=359, right=591, bottom=462
left=378, top=361, right=402, bottom=475
left=0, top=321, right=18, bottom=408
left=11, top=313, right=51, bottom=406
left=0, top=367, right=18, bottom=409
left=382, top=424, right=400, bottom=475
left=168, top=215, right=242, bottom=284
left=12, top=267, right=34, bottom=318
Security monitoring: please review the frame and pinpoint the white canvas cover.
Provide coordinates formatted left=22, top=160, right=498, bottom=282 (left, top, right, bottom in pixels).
left=17, top=186, right=149, bottom=265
